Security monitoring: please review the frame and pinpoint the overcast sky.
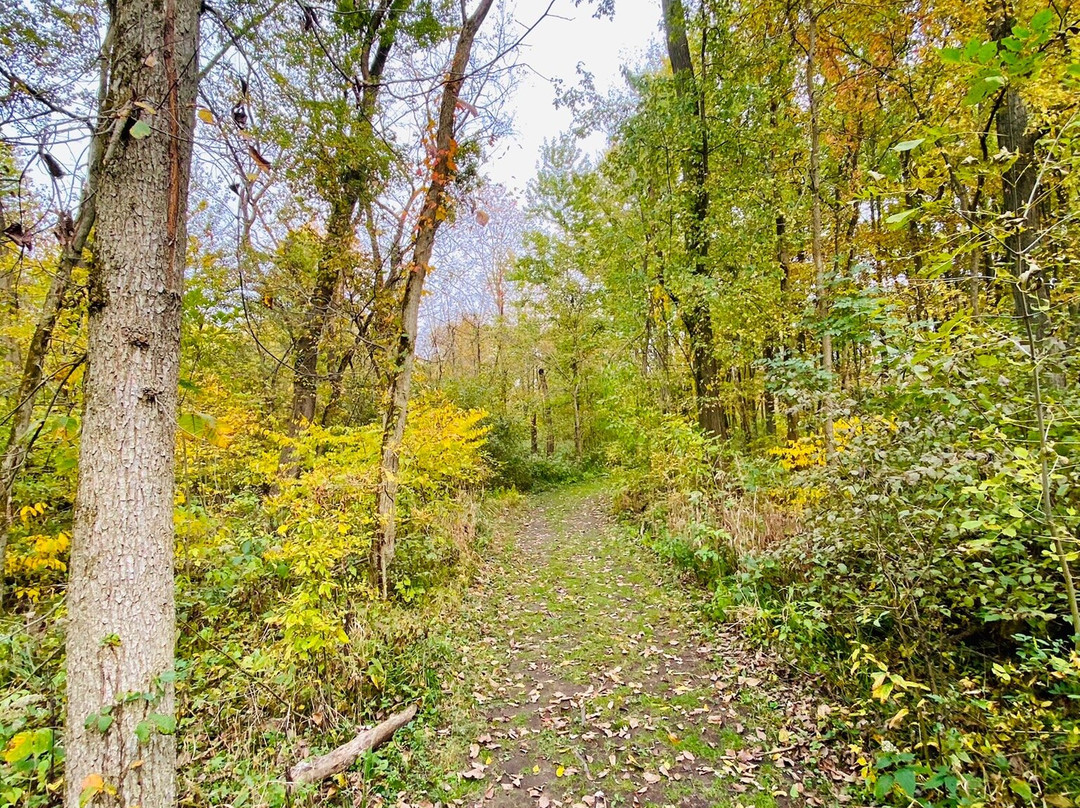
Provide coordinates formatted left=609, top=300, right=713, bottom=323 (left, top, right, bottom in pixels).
left=482, top=0, right=661, bottom=191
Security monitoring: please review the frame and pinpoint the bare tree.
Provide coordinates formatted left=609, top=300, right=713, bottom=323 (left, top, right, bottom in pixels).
left=370, top=0, right=497, bottom=595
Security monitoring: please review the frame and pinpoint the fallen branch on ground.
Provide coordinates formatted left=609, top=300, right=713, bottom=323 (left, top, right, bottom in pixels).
left=288, top=704, right=418, bottom=785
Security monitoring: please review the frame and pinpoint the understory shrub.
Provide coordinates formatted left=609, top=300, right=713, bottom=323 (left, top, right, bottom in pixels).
left=613, top=320, right=1080, bottom=807
left=0, top=394, right=493, bottom=807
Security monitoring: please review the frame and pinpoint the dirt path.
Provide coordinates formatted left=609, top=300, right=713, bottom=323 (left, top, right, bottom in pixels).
left=400, top=484, right=848, bottom=808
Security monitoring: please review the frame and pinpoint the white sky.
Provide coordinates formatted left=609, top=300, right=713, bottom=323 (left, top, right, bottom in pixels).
left=482, top=0, right=661, bottom=191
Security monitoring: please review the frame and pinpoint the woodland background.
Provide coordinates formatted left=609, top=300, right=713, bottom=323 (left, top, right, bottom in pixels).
left=2, top=0, right=1080, bottom=805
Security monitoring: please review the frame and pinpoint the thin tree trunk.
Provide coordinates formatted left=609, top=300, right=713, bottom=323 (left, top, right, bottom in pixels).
left=280, top=2, right=408, bottom=473
left=320, top=342, right=357, bottom=427
left=280, top=196, right=356, bottom=473
left=776, top=213, right=799, bottom=441
left=996, top=85, right=1047, bottom=336
left=805, top=9, right=835, bottom=459
left=661, top=0, right=721, bottom=439
left=571, top=358, right=582, bottom=459
left=538, top=367, right=555, bottom=456
left=0, top=42, right=119, bottom=605
left=65, top=0, right=200, bottom=803
left=370, top=0, right=495, bottom=596
left=762, top=346, right=776, bottom=436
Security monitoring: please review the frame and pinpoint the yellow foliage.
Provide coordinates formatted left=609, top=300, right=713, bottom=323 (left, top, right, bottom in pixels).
left=6, top=531, right=70, bottom=601
left=768, top=416, right=897, bottom=471
left=256, top=394, right=489, bottom=659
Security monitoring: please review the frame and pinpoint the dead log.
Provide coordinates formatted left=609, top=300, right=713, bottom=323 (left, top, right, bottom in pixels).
left=287, top=704, right=418, bottom=785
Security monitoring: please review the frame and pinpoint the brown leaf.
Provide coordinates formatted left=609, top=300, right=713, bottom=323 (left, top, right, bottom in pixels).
left=40, top=151, right=65, bottom=178
left=3, top=223, right=33, bottom=251
left=248, top=145, right=272, bottom=172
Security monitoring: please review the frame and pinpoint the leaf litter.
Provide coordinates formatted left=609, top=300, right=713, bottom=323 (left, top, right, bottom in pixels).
left=395, top=487, right=857, bottom=807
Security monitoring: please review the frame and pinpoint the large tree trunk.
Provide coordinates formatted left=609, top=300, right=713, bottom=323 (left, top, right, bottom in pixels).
left=660, top=0, right=721, bottom=439
left=64, top=0, right=200, bottom=803
left=370, top=0, right=495, bottom=596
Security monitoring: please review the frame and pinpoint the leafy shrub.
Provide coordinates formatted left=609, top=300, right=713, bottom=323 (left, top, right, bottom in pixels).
left=619, top=319, right=1080, bottom=806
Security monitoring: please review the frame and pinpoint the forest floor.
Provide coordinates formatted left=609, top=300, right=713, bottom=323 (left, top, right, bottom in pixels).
left=396, top=482, right=856, bottom=808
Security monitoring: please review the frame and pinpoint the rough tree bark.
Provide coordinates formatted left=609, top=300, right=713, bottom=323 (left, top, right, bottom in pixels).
left=64, top=0, right=200, bottom=803
left=370, top=0, right=496, bottom=596
left=282, top=194, right=356, bottom=459
left=990, top=2, right=1048, bottom=338
left=660, top=0, right=722, bottom=439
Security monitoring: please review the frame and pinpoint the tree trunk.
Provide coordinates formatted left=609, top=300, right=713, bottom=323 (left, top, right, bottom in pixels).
left=996, top=85, right=1048, bottom=336
left=320, top=341, right=357, bottom=427
left=279, top=196, right=356, bottom=474
left=538, top=367, right=555, bottom=456
left=65, top=0, right=200, bottom=803
left=988, top=3, right=1048, bottom=336
left=805, top=9, right=835, bottom=459
left=280, top=2, right=408, bottom=472
left=762, top=346, right=776, bottom=436
left=571, top=359, right=582, bottom=459
left=370, top=0, right=495, bottom=596
left=661, top=0, right=720, bottom=439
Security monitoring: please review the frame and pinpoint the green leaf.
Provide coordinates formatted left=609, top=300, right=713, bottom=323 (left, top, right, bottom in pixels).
left=1010, top=778, right=1034, bottom=801
left=885, top=208, right=919, bottom=228
left=85, top=709, right=114, bottom=734
left=893, top=138, right=924, bottom=152
left=964, top=76, right=1005, bottom=105
left=895, top=768, right=917, bottom=798
left=977, top=41, right=999, bottom=63
left=129, top=120, right=152, bottom=139
left=874, top=773, right=894, bottom=800
left=149, top=713, right=177, bottom=735
left=940, top=47, right=962, bottom=63
left=1030, top=8, right=1054, bottom=32
left=134, top=721, right=152, bottom=744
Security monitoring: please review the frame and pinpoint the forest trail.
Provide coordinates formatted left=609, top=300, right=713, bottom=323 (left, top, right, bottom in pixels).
left=407, top=484, right=848, bottom=808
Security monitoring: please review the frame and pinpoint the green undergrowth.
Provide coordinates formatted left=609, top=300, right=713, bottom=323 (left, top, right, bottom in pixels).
left=608, top=347, right=1080, bottom=808
left=0, top=395, right=517, bottom=807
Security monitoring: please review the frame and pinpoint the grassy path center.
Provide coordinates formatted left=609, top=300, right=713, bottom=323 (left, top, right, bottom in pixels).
left=401, top=483, right=836, bottom=808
